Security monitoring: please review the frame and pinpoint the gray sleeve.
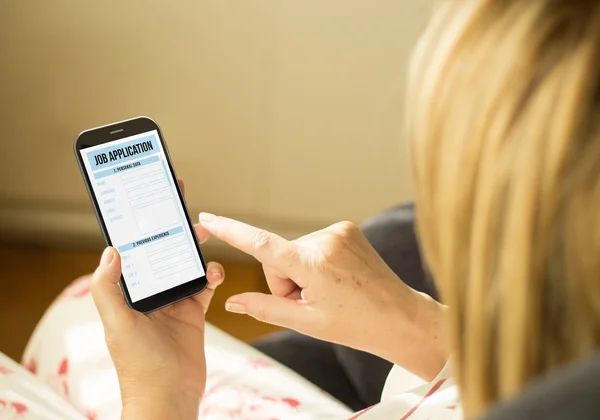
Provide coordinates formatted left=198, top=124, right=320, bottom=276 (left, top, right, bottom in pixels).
left=480, top=354, right=600, bottom=420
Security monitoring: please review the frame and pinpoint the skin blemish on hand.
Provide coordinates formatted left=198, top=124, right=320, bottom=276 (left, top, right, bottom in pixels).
left=350, top=274, right=362, bottom=288
left=335, top=277, right=341, bottom=284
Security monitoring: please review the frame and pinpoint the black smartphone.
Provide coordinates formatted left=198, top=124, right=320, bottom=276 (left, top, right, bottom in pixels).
left=74, top=116, right=208, bottom=313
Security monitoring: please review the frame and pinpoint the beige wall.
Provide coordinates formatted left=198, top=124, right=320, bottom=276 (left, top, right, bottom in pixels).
left=0, top=1, right=432, bottom=258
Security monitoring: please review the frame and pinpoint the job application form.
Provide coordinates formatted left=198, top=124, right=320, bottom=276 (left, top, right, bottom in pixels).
left=80, top=131, right=204, bottom=302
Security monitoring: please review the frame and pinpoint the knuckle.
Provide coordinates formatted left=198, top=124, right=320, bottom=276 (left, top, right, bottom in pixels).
left=320, top=221, right=360, bottom=257
left=252, top=229, right=273, bottom=251
left=322, top=230, right=343, bottom=252
left=335, top=221, right=359, bottom=237
left=255, top=307, right=269, bottom=323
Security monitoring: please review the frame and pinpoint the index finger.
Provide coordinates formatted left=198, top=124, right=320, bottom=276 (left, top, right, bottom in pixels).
left=199, top=213, right=298, bottom=268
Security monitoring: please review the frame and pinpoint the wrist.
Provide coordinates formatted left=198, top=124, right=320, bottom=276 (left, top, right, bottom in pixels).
left=370, top=284, right=449, bottom=381
left=121, top=385, right=201, bottom=420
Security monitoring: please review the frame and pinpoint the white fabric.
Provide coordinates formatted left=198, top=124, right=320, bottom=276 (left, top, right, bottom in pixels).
left=19, top=276, right=352, bottom=419
left=349, top=362, right=462, bottom=419
left=0, top=352, right=85, bottom=420
left=0, top=352, right=464, bottom=420
left=0, top=275, right=464, bottom=419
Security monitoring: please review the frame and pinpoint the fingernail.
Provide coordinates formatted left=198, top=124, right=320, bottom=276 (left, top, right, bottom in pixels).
left=101, top=248, right=114, bottom=266
left=225, top=302, right=247, bottom=314
left=210, top=267, right=223, bottom=280
left=199, top=212, right=216, bottom=223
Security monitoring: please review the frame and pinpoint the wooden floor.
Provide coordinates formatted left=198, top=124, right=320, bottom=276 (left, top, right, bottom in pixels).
left=0, top=242, right=280, bottom=362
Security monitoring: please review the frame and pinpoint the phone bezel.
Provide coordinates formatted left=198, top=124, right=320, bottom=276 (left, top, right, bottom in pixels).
left=73, top=116, right=208, bottom=313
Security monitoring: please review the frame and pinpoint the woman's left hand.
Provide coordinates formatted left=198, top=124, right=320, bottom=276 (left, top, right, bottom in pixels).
left=90, top=179, right=225, bottom=420
left=92, top=249, right=224, bottom=419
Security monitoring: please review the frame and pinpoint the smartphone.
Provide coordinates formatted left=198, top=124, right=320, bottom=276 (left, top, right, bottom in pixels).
left=74, top=116, right=208, bottom=313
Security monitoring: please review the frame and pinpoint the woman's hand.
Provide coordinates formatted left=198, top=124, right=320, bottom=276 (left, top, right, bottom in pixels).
left=197, top=213, right=448, bottom=380
left=90, top=180, right=225, bottom=420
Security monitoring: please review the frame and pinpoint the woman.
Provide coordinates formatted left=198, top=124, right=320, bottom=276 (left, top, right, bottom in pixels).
left=90, top=0, right=600, bottom=418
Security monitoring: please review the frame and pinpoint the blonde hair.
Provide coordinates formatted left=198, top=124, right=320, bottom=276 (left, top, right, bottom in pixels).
left=408, top=0, right=600, bottom=416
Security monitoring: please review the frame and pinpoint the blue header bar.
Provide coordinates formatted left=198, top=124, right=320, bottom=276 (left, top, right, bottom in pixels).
left=88, top=135, right=159, bottom=170
left=117, top=226, right=184, bottom=253
left=94, top=155, right=160, bottom=180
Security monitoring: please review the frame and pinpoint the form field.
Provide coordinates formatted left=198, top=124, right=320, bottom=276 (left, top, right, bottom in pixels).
left=130, top=189, right=171, bottom=208
left=121, top=163, right=163, bottom=181
left=134, top=199, right=179, bottom=235
left=155, top=261, right=196, bottom=280
left=123, top=172, right=167, bottom=190
left=126, top=181, right=169, bottom=200
left=150, top=251, right=193, bottom=271
left=148, top=243, right=190, bottom=262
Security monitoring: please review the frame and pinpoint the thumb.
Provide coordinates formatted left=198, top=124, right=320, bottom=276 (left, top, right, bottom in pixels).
left=225, top=293, right=303, bottom=328
left=91, top=247, right=131, bottom=326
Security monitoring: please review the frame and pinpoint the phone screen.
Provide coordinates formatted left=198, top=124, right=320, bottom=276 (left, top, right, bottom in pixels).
left=79, top=130, right=205, bottom=303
